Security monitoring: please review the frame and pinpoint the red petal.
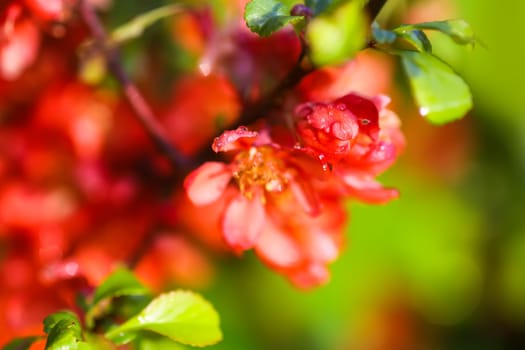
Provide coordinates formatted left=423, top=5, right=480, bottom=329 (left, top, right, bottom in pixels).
left=289, top=178, right=320, bottom=216
left=184, top=162, right=231, bottom=205
left=289, top=263, right=330, bottom=289
left=212, top=126, right=258, bottom=153
left=331, top=116, right=359, bottom=141
left=255, top=220, right=301, bottom=268
left=305, top=231, right=339, bottom=263
left=338, top=169, right=399, bottom=204
left=222, top=193, right=265, bottom=253
left=372, top=94, right=391, bottom=111
left=335, top=93, right=380, bottom=141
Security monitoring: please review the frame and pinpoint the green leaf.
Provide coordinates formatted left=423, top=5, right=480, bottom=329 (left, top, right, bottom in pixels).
left=244, top=0, right=304, bottom=37
left=307, top=0, right=366, bottom=66
left=105, top=330, right=138, bottom=346
left=134, top=335, right=188, bottom=350
left=395, top=19, right=476, bottom=46
left=2, top=336, right=42, bottom=350
left=372, top=22, right=431, bottom=52
left=43, top=311, right=90, bottom=350
left=400, top=51, right=472, bottom=124
left=92, top=267, right=150, bottom=306
left=83, top=334, right=114, bottom=350
left=105, top=291, right=222, bottom=347
left=398, top=30, right=432, bottom=52
left=111, top=4, right=183, bottom=44
left=86, top=267, right=151, bottom=329
left=43, top=311, right=79, bottom=334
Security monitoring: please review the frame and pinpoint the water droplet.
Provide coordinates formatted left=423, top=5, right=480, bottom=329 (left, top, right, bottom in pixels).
left=336, top=103, right=346, bottom=111
left=199, top=61, right=212, bottom=76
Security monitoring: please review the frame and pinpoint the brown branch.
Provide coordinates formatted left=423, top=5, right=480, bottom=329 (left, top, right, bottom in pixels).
left=79, top=0, right=191, bottom=170
left=365, top=0, right=388, bottom=21
left=236, top=54, right=312, bottom=128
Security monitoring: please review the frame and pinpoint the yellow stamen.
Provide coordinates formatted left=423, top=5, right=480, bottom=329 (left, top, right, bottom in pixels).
left=232, top=146, right=287, bottom=200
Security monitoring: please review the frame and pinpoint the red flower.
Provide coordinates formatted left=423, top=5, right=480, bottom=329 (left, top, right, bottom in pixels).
left=185, top=91, right=404, bottom=286
left=295, top=93, right=404, bottom=204
left=184, top=127, right=345, bottom=288
left=294, top=93, right=381, bottom=163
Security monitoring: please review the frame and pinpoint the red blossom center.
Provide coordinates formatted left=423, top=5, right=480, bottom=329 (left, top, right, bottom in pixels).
left=232, top=146, right=287, bottom=200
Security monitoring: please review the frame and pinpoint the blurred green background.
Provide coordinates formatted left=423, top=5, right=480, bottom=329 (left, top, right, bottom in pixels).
left=194, top=1, right=525, bottom=349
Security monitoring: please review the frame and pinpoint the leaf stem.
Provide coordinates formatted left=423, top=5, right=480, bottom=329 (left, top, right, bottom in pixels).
left=78, top=0, right=191, bottom=170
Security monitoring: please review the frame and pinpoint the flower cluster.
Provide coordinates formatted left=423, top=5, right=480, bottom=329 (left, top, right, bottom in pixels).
left=185, top=92, right=404, bottom=288
left=0, top=0, right=406, bottom=341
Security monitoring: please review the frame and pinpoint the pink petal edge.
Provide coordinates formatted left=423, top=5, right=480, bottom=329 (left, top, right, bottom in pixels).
left=222, top=192, right=266, bottom=254
left=184, top=162, right=231, bottom=205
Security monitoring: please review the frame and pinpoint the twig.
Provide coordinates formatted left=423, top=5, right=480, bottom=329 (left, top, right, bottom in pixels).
left=365, top=0, right=388, bottom=21
left=79, top=0, right=191, bottom=170
left=236, top=51, right=312, bottom=128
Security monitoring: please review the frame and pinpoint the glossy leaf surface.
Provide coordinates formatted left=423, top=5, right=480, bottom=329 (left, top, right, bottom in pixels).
left=244, top=0, right=304, bottom=37
left=401, top=51, right=472, bottom=124
left=92, top=267, right=150, bottom=306
left=395, top=19, right=476, bottom=46
left=105, top=291, right=222, bottom=347
left=43, top=312, right=90, bottom=350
